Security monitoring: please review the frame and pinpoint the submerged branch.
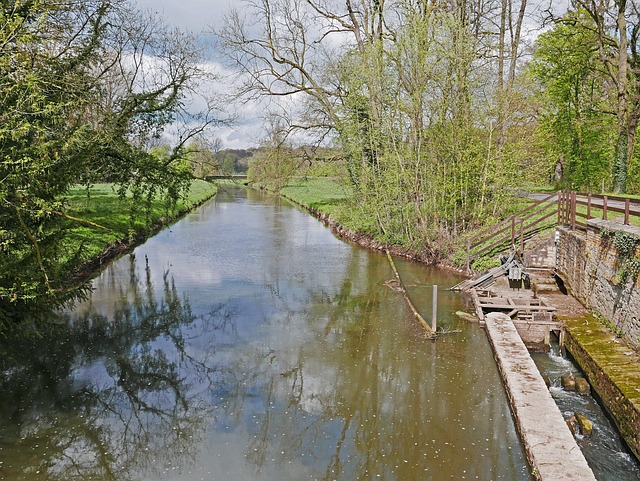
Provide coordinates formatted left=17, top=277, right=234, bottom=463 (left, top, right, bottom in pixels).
left=386, top=249, right=436, bottom=339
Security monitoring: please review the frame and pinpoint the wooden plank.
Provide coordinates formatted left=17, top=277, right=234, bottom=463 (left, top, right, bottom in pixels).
left=478, top=303, right=557, bottom=311
left=470, top=288, right=485, bottom=321
left=386, top=250, right=437, bottom=338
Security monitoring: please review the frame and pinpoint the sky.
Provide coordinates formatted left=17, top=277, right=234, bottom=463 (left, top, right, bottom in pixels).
left=131, top=0, right=570, bottom=151
left=133, top=0, right=263, bottom=150
left=134, top=0, right=231, bottom=33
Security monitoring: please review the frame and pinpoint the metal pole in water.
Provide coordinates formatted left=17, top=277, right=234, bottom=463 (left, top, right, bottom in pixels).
left=432, top=285, right=438, bottom=332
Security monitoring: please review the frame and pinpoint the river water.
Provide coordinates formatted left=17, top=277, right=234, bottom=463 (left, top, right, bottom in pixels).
left=0, top=186, right=534, bottom=480
left=531, top=344, right=640, bottom=481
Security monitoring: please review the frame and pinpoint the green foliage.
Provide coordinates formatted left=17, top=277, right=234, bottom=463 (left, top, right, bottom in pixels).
left=248, top=120, right=301, bottom=191
left=470, top=256, right=502, bottom=273
left=0, top=1, right=216, bottom=325
left=326, top=6, right=522, bottom=257
left=278, top=177, right=377, bottom=235
left=601, top=229, right=640, bottom=284
left=618, top=258, right=640, bottom=284
left=530, top=10, right=616, bottom=191
left=612, top=231, right=640, bottom=259
left=63, top=181, right=216, bottom=262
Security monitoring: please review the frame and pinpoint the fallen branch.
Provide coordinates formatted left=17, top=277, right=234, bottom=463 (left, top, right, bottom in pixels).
left=386, top=249, right=437, bottom=339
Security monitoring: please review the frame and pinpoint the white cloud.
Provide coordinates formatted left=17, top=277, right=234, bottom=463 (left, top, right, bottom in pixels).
left=132, top=0, right=265, bottom=149
left=133, top=0, right=232, bottom=33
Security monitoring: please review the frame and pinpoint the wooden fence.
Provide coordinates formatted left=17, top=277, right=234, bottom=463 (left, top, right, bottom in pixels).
left=558, top=191, right=640, bottom=231
left=463, top=190, right=640, bottom=273
left=465, top=193, right=558, bottom=272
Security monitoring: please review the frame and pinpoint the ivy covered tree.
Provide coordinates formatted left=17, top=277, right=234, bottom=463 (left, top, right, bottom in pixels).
left=530, top=10, right=616, bottom=191
left=0, top=0, right=223, bottom=325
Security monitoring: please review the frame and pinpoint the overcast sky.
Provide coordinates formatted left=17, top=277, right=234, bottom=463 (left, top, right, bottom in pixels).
left=134, top=0, right=232, bottom=33
left=132, top=0, right=263, bottom=150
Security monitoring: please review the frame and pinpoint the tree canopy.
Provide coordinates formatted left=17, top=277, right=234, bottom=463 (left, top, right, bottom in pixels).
left=219, top=0, right=640, bottom=248
left=0, top=0, right=223, bottom=324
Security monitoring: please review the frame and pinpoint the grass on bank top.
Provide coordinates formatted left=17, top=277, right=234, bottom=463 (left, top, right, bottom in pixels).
left=62, top=180, right=217, bottom=262
left=279, top=177, right=353, bottom=217
left=278, top=176, right=381, bottom=237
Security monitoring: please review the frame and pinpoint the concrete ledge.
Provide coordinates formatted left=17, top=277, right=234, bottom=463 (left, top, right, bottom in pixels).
left=484, top=313, right=596, bottom=480
left=587, top=217, right=640, bottom=238
left=562, top=315, right=640, bottom=461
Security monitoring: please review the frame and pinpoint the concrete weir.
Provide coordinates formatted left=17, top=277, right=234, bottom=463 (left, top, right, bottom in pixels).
left=484, top=312, right=596, bottom=481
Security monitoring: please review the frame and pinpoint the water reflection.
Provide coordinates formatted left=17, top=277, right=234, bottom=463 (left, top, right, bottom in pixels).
left=0, top=260, right=220, bottom=480
left=0, top=187, right=531, bottom=480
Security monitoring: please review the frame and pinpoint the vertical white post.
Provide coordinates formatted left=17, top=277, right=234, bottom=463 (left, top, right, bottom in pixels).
left=432, top=285, right=438, bottom=333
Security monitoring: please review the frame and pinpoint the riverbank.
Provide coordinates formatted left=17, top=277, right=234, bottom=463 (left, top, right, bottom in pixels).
left=268, top=178, right=640, bottom=475
left=65, top=180, right=217, bottom=283
left=265, top=178, right=466, bottom=273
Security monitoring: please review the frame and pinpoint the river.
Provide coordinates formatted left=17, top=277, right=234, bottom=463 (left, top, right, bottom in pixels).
left=0, top=186, right=534, bottom=480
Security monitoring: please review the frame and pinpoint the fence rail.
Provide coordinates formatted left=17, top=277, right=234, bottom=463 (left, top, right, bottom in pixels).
left=465, top=193, right=558, bottom=272
left=558, top=191, right=640, bottom=231
left=464, top=190, right=640, bottom=274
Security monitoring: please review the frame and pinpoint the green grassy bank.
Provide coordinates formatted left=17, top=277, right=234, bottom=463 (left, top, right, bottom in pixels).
left=277, top=178, right=379, bottom=238
left=273, top=177, right=551, bottom=269
left=63, top=180, right=217, bottom=274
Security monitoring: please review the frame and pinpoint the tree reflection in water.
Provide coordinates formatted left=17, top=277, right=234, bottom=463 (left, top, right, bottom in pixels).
left=206, top=251, right=529, bottom=481
left=0, top=257, right=230, bottom=481
left=0, top=187, right=530, bottom=481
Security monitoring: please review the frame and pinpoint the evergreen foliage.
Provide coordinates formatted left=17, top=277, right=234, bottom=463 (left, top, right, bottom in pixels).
left=0, top=1, right=221, bottom=324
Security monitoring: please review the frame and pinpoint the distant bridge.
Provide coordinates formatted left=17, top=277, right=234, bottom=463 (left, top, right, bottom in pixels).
left=203, top=174, right=248, bottom=181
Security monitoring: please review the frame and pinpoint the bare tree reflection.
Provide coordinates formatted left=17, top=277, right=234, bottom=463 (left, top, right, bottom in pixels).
left=204, top=251, right=528, bottom=481
left=0, top=256, right=237, bottom=481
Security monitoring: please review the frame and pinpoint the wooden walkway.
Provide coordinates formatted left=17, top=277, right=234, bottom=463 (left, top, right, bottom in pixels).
left=454, top=262, right=565, bottom=350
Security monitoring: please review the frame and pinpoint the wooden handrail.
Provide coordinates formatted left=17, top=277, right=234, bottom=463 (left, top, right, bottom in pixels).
left=467, top=193, right=558, bottom=269
left=466, top=189, right=640, bottom=271
left=468, top=193, right=557, bottom=245
left=559, top=191, right=640, bottom=230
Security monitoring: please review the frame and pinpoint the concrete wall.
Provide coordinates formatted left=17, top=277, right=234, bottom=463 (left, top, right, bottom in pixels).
left=556, top=221, right=640, bottom=349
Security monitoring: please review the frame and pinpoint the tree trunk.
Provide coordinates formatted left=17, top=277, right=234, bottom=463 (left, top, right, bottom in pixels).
left=507, top=0, right=527, bottom=88
left=613, top=0, right=629, bottom=193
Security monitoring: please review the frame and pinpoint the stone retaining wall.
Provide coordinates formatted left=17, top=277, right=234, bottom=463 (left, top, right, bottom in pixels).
left=562, top=317, right=640, bottom=461
left=556, top=221, right=640, bottom=350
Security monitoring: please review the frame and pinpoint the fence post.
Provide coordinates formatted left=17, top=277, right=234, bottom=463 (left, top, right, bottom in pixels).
left=511, top=215, right=516, bottom=246
left=519, top=218, right=524, bottom=253
left=557, top=191, right=562, bottom=225
left=587, top=193, right=592, bottom=220
left=466, top=238, right=471, bottom=273
left=571, top=191, right=576, bottom=230
left=603, top=195, right=608, bottom=220
left=625, top=198, right=630, bottom=225
left=432, top=285, right=438, bottom=333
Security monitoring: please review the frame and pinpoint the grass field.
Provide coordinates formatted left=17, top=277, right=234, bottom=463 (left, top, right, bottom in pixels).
left=280, top=177, right=353, bottom=216
left=62, top=180, right=217, bottom=263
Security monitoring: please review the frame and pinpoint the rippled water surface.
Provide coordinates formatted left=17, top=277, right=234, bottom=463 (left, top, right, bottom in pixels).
left=0, top=187, right=531, bottom=480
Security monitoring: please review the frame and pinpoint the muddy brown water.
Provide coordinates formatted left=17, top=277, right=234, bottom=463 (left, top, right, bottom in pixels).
left=0, top=186, right=532, bottom=480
